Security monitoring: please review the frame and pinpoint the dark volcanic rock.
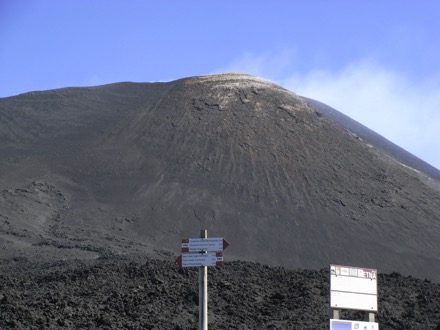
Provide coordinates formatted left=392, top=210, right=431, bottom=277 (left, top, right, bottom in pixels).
left=0, top=73, right=440, bottom=285
left=0, top=258, right=439, bottom=329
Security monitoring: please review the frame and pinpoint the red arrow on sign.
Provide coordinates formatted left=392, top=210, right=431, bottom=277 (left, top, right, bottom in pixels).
left=222, top=239, right=229, bottom=250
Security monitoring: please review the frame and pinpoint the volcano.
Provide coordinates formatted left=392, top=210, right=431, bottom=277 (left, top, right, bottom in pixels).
left=1, top=73, right=440, bottom=282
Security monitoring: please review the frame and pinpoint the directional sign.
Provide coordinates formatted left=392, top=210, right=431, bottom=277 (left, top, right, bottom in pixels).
left=176, top=252, right=224, bottom=267
left=181, top=237, right=230, bottom=253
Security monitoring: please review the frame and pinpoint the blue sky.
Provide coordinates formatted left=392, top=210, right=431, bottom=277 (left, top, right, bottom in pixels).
left=1, top=1, right=439, bottom=170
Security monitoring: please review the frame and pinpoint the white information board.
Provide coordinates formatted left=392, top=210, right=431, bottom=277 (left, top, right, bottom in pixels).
left=330, top=264, right=378, bottom=311
left=330, top=319, right=379, bottom=330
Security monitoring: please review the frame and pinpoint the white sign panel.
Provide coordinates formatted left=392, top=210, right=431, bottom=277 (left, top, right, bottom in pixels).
left=181, top=238, right=228, bottom=252
left=177, top=252, right=223, bottom=267
left=330, top=264, right=378, bottom=311
left=330, top=319, right=379, bottom=330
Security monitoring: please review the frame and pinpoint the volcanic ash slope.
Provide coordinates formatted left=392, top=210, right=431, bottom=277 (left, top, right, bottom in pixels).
left=0, top=73, right=440, bottom=281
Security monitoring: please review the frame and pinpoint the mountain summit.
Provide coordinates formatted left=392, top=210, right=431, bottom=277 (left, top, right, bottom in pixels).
left=1, top=73, right=440, bottom=281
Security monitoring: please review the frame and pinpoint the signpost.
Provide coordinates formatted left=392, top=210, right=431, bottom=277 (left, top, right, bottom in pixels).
left=329, top=264, right=379, bottom=327
left=177, top=230, right=229, bottom=330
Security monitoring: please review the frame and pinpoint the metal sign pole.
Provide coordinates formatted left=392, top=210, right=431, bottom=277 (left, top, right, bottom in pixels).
left=199, top=229, right=208, bottom=330
left=178, top=231, right=229, bottom=328
left=365, top=312, right=375, bottom=322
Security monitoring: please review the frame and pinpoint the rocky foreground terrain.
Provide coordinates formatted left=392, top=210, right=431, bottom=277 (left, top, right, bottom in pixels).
left=1, top=257, right=440, bottom=329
